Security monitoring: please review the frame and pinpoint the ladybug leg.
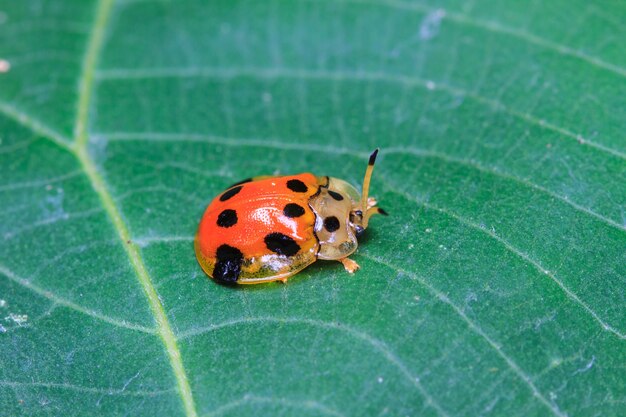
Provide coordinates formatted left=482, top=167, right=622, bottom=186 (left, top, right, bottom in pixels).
left=339, top=257, right=360, bottom=274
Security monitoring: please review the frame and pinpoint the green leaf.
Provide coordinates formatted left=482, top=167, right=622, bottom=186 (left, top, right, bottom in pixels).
left=1, top=0, right=624, bottom=416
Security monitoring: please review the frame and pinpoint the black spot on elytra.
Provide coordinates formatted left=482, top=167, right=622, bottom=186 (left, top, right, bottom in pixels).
left=328, top=190, right=344, bottom=201
left=213, top=244, right=243, bottom=283
left=219, top=185, right=243, bottom=202
left=324, top=216, right=340, bottom=233
left=283, top=203, right=305, bottom=218
left=217, top=209, right=238, bottom=227
left=264, top=232, right=300, bottom=257
left=287, top=179, right=308, bottom=193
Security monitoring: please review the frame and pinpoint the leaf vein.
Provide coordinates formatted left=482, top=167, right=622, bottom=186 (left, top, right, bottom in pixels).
left=0, top=100, right=72, bottom=150
left=382, top=181, right=625, bottom=339
left=0, top=170, right=83, bottom=192
left=95, top=67, right=626, bottom=160
left=358, top=253, right=567, bottom=417
left=71, top=0, right=198, bottom=415
left=179, top=316, right=449, bottom=417
left=0, top=264, right=155, bottom=333
left=103, top=132, right=625, bottom=232
left=0, top=380, right=174, bottom=397
left=344, top=0, right=626, bottom=79
left=96, top=133, right=624, bottom=337
left=383, top=147, right=625, bottom=232
left=204, top=395, right=347, bottom=417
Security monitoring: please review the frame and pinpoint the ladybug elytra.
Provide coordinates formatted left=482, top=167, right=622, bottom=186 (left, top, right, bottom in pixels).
left=195, top=149, right=386, bottom=284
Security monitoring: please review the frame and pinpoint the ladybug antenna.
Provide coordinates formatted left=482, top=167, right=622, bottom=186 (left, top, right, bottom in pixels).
left=360, top=149, right=380, bottom=228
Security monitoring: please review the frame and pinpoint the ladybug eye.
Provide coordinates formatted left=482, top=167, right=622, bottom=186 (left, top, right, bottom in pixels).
left=350, top=211, right=363, bottom=224
left=355, top=225, right=365, bottom=238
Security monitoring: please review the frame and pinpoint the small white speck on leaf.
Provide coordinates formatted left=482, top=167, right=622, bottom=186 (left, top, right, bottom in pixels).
left=0, top=299, right=6, bottom=307
left=573, top=355, right=595, bottom=375
left=408, top=243, right=414, bottom=249
left=419, top=9, right=446, bottom=40
left=425, top=228, right=432, bottom=233
left=465, top=292, right=478, bottom=304
left=377, top=376, right=384, bottom=383
left=5, top=313, right=28, bottom=325
left=426, top=81, right=436, bottom=90
left=43, top=187, right=65, bottom=220
left=0, top=324, right=6, bottom=333
left=0, top=59, right=10, bottom=73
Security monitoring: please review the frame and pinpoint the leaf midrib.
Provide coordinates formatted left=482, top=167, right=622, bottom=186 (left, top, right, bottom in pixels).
left=73, top=1, right=198, bottom=416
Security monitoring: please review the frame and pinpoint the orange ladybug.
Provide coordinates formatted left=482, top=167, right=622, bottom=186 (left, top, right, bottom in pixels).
left=195, top=149, right=386, bottom=284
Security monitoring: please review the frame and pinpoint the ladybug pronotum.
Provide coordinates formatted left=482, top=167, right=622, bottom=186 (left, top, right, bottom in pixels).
left=195, top=149, right=387, bottom=284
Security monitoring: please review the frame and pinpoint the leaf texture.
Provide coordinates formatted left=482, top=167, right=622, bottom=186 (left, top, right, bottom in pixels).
left=0, top=0, right=625, bottom=416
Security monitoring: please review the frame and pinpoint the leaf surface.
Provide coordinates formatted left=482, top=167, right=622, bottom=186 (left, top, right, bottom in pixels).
left=1, top=0, right=624, bottom=416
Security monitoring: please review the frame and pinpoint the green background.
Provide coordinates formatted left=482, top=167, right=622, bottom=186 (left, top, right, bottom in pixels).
left=1, top=0, right=624, bottom=416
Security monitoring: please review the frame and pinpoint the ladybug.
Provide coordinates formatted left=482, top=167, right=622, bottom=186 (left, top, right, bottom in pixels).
left=195, top=149, right=387, bottom=284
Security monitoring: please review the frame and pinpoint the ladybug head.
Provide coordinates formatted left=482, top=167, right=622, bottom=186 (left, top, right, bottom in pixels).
left=324, top=149, right=387, bottom=236
left=310, top=149, right=386, bottom=260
